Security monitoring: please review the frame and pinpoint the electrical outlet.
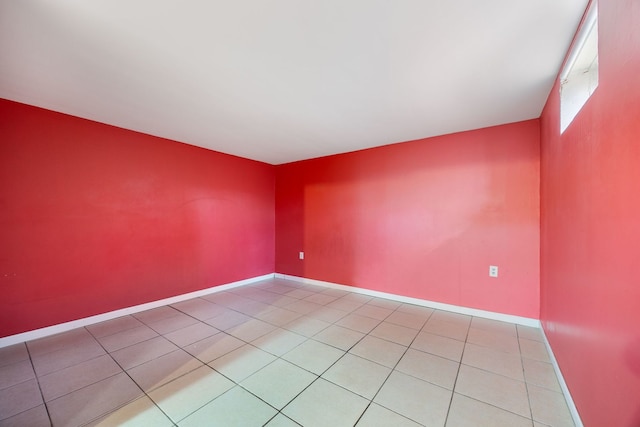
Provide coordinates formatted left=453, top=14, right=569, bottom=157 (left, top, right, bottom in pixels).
left=299, top=252, right=304, bottom=260
left=489, top=265, right=498, bottom=277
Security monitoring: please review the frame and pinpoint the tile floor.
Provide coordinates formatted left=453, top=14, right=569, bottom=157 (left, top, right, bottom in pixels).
left=0, top=278, right=575, bottom=427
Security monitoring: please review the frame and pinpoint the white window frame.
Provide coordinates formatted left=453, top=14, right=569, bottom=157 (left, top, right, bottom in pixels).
left=560, top=2, right=598, bottom=133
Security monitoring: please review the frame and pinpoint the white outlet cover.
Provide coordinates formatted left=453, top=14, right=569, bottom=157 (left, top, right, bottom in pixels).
left=299, top=252, right=304, bottom=260
left=489, top=265, right=498, bottom=277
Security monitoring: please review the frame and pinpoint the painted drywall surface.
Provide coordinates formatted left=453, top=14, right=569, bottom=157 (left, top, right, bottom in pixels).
left=276, top=120, right=540, bottom=318
left=540, top=1, right=640, bottom=425
left=0, top=99, right=275, bottom=337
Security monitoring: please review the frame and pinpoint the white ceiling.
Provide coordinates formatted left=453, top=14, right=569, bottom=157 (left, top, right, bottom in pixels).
left=0, top=1, right=588, bottom=165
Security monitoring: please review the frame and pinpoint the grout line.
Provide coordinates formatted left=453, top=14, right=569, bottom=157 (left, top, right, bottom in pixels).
left=517, top=327, right=537, bottom=424
left=353, top=304, right=437, bottom=426
left=442, top=313, right=471, bottom=427
left=22, top=344, right=54, bottom=427
left=84, top=328, right=176, bottom=426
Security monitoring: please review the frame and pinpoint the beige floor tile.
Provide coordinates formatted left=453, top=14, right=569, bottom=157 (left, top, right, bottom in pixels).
left=528, top=384, right=575, bottom=427
left=227, top=319, right=278, bottom=342
left=86, top=396, right=173, bottom=427
left=39, top=354, right=122, bottom=401
left=0, top=404, right=50, bottom=427
left=396, top=303, right=434, bottom=317
left=267, top=295, right=299, bottom=308
left=31, top=339, right=106, bottom=376
left=304, top=293, right=338, bottom=305
left=384, top=310, right=429, bottom=330
left=466, top=328, right=520, bottom=354
left=396, top=348, right=459, bottom=389
left=370, top=322, right=419, bottom=346
left=326, top=297, right=365, bottom=312
left=163, top=322, right=220, bottom=347
left=134, top=306, right=181, bottom=324
left=252, top=329, right=307, bottom=356
left=239, top=288, right=283, bottom=304
left=522, top=358, right=561, bottom=392
left=241, top=359, right=317, bottom=409
left=445, top=393, right=533, bottom=427
left=462, top=342, right=524, bottom=380
left=356, top=403, right=422, bottom=427
left=285, top=288, right=316, bottom=299
left=282, top=300, right=323, bottom=316
left=519, top=338, right=551, bottom=362
left=411, top=331, right=465, bottom=361
left=282, top=316, right=331, bottom=337
left=203, top=309, right=252, bottom=330
left=27, top=328, right=97, bottom=357
left=171, top=298, right=227, bottom=321
left=517, top=325, right=545, bottom=342
left=367, top=298, right=402, bottom=310
left=96, top=325, right=159, bottom=353
left=47, top=372, right=143, bottom=427
left=264, top=413, right=301, bottom=427
left=110, top=336, right=178, bottom=370
left=430, top=310, right=471, bottom=325
left=264, top=282, right=297, bottom=295
left=455, top=364, right=530, bottom=418
left=232, top=300, right=275, bottom=317
left=202, top=290, right=247, bottom=305
left=339, top=293, right=373, bottom=304
left=283, top=378, right=369, bottom=427
left=320, top=288, right=350, bottom=298
left=353, top=304, right=393, bottom=320
left=322, top=353, right=391, bottom=399
left=422, top=318, right=469, bottom=341
left=313, top=325, right=365, bottom=350
left=145, top=313, right=200, bottom=335
left=208, top=344, right=276, bottom=382
left=0, top=360, right=34, bottom=390
left=0, top=379, right=43, bottom=421
left=179, top=386, right=277, bottom=427
left=183, top=332, right=245, bottom=363
left=335, top=313, right=381, bottom=334
left=470, top=317, right=518, bottom=336
left=148, top=365, right=234, bottom=422
left=255, top=307, right=304, bottom=326
left=86, top=316, right=144, bottom=339
left=307, top=307, right=349, bottom=323
left=282, top=339, right=344, bottom=375
left=0, top=344, right=29, bottom=368
left=349, top=335, right=407, bottom=368
left=374, top=371, right=451, bottom=427
left=127, top=349, right=203, bottom=392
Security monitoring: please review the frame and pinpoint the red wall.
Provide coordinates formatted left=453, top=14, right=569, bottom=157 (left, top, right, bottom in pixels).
left=540, top=1, right=640, bottom=425
left=0, top=99, right=275, bottom=338
left=276, top=120, right=540, bottom=318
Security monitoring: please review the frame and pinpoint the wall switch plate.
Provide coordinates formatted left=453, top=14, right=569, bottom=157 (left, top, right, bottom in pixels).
left=299, top=252, right=304, bottom=260
left=489, top=265, right=498, bottom=277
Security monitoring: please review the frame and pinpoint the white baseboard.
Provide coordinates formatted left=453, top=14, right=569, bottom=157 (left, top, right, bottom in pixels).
left=0, top=273, right=275, bottom=348
left=275, top=273, right=540, bottom=327
left=541, top=328, right=584, bottom=427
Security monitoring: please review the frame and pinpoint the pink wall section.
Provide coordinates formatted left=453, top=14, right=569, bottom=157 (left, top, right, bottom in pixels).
left=276, top=120, right=540, bottom=318
left=0, top=99, right=275, bottom=338
left=540, top=0, right=640, bottom=425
